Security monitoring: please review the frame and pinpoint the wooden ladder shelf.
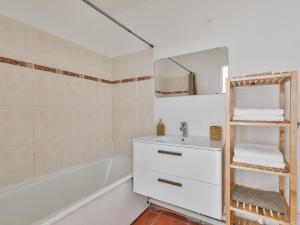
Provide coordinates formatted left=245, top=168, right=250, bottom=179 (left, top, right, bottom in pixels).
left=225, top=71, right=298, bottom=225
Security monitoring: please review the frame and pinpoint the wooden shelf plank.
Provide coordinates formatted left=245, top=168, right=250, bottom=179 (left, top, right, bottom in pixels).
left=231, top=202, right=290, bottom=225
left=230, top=161, right=290, bottom=176
left=230, top=72, right=292, bottom=88
left=233, top=216, right=261, bottom=225
left=230, top=120, right=290, bottom=127
left=230, top=185, right=290, bottom=225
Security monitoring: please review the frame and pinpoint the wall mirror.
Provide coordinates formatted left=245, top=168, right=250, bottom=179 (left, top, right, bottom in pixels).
left=154, top=47, right=229, bottom=97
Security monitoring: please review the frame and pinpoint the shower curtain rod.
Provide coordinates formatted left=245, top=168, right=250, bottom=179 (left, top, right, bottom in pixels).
left=168, top=58, right=193, bottom=73
left=82, top=0, right=154, bottom=48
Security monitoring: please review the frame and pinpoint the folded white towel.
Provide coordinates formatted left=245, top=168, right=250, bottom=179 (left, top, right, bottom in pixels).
left=233, top=156, right=286, bottom=169
left=234, top=143, right=284, bottom=163
left=234, top=108, right=284, bottom=116
left=233, top=115, right=284, bottom=121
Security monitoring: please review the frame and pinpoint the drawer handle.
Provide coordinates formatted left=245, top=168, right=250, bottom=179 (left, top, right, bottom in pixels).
left=157, top=150, right=182, bottom=156
left=158, top=178, right=182, bottom=187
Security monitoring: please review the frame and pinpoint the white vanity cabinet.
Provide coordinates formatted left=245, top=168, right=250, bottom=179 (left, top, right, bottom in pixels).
left=133, top=136, right=224, bottom=220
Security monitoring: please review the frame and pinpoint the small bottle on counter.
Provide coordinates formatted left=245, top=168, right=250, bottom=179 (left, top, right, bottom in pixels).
left=157, top=119, right=165, bottom=136
left=210, top=126, right=222, bottom=140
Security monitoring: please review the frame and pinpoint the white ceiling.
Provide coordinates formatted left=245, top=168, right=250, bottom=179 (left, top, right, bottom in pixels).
left=0, top=0, right=150, bottom=57
left=91, top=0, right=149, bottom=14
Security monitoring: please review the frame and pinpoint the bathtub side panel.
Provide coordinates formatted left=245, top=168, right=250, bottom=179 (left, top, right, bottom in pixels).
left=52, top=179, right=148, bottom=225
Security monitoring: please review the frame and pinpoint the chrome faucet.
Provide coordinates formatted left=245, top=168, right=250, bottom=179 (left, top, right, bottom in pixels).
left=180, top=122, right=188, bottom=138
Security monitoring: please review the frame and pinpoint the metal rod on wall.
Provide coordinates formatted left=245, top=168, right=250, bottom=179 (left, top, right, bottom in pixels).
left=82, top=0, right=154, bottom=48
left=168, top=58, right=193, bottom=73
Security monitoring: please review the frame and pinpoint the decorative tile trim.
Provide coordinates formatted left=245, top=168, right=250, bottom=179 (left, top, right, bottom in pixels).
left=112, top=80, right=122, bottom=84
left=101, top=79, right=113, bottom=84
left=122, top=78, right=136, bottom=83
left=137, top=75, right=152, bottom=81
left=63, top=70, right=83, bottom=78
left=84, top=75, right=99, bottom=82
left=34, top=64, right=58, bottom=73
left=0, top=56, right=33, bottom=68
left=0, top=55, right=153, bottom=85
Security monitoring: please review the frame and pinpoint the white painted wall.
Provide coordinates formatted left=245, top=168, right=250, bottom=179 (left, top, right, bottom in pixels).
left=112, top=0, right=300, bottom=216
left=154, top=94, right=225, bottom=137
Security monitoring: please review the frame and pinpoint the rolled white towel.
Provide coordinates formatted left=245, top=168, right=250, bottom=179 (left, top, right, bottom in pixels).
left=233, top=115, right=284, bottom=122
left=233, top=156, right=286, bottom=169
left=234, top=108, right=284, bottom=116
left=234, top=143, right=284, bottom=163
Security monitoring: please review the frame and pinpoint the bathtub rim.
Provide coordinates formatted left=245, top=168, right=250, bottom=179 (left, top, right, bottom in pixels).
left=0, top=155, right=133, bottom=225
left=0, top=155, right=131, bottom=195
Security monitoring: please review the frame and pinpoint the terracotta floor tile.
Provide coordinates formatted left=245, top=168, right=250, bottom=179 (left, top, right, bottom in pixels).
left=132, top=210, right=160, bottom=225
left=149, top=205, right=164, bottom=214
left=133, top=205, right=211, bottom=225
left=161, top=210, right=189, bottom=223
left=153, top=215, right=187, bottom=225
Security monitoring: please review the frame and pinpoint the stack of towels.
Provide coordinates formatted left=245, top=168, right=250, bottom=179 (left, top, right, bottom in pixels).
left=233, top=108, right=285, bottom=121
left=233, top=143, right=286, bottom=169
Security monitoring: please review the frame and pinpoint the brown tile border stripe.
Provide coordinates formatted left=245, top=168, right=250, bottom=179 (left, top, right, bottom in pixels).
left=112, top=80, right=122, bottom=84
left=63, top=70, right=83, bottom=78
left=34, top=64, right=58, bottom=73
left=122, top=78, right=136, bottom=83
left=100, top=79, right=113, bottom=84
left=0, top=55, right=153, bottom=85
left=84, top=75, right=99, bottom=82
left=137, top=75, right=152, bottom=81
left=0, top=56, right=33, bottom=68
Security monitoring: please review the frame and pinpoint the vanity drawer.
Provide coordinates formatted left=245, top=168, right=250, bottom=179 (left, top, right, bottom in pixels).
left=133, top=169, right=223, bottom=220
left=133, top=142, right=222, bottom=185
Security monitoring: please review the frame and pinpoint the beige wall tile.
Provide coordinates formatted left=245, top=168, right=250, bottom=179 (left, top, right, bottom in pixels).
left=135, top=80, right=155, bottom=136
left=59, top=76, right=85, bottom=108
left=112, top=49, right=154, bottom=80
left=0, top=106, right=34, bottom=148
left=32, top=71, right=62, bottom=107
left=0, top=64, right=33, bottom=106
left=60, top=107, right=85, bottom=142
left=35, top=141, right=63, bottom=177
left=112, top=49, right=154, bottom=155
left=83, top=80, right=103, bottom=111
left=0, top=144, right=34, bottom=189
left=34, top=107, right=61, bottom=143
left=62, top=141, right=87, bottom=168
left=82, top=109, right=103, bottom=140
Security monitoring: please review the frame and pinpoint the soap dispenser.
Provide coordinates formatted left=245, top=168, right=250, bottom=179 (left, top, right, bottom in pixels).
left=157, top=119, right=165, bottom=136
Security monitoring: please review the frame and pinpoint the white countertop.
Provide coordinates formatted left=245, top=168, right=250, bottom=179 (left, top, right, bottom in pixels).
left=133, top=135, right=224, bottom=151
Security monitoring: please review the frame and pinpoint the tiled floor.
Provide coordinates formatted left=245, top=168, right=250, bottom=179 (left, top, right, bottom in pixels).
left=132, top=204, right=211, bottom=225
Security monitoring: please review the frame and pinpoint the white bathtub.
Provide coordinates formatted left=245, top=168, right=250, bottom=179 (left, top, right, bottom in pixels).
left=0, top=156, right=148, bottom=225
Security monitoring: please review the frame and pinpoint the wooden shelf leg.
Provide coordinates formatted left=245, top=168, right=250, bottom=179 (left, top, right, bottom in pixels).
left=289, top=72, right=298, bottom=225
left=279, top=83, right=285, bottom=196
left=226, top=78, right=235, bottom=225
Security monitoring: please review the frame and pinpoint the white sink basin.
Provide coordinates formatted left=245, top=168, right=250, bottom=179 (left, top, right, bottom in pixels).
left=134, top=135, right=224, bottom=150
left=153, top=135, right=188, bottom=144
